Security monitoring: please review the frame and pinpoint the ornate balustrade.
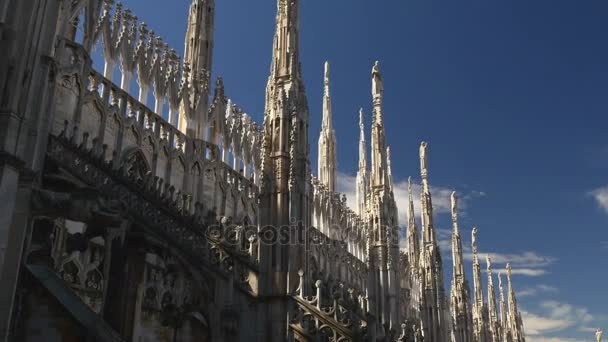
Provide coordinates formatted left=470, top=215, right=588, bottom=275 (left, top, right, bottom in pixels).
left=51, top=37, right=262, bottom=291
left=64, top=0, right=264, bottom=181
left=289, top=270, right=368, bottom=341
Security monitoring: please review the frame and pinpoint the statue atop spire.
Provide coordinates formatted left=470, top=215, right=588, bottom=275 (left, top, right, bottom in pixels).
left=420, top=141, right=429, bottom=180
left=372, top=60, right=383, bottom=99
left=322, top=61, right=333, bottom=129
left=324, top=61, right=330, bottom=95
left=369, top=62, right=388, bottom=188
left=472, top=227, right=479, bottom=255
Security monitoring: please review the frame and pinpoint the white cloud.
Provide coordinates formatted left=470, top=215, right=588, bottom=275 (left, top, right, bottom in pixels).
left=589, top=185, right=608, bottom=213
left=523, top=300, right=597, bottom=340
left=526, top=337, right=584, bottom=342
left=336, top=172, right=359, bottom=212
left=519, top=284, right=559, bottom=298
left=505, top=268, right=548, bottom=277
left=522, top=310, right=574, bottom=336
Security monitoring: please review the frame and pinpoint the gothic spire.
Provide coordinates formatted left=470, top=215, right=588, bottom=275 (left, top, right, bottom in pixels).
left=407, top=177, right=419, bottom=268
left=356, top=108, right=368, bottom=217
left=322, top=61, right=333, bottom=130
left=184, top=0, right=214, bottom=79
left=487, top=256, right=500, bottom=342
left=498, top=273, right=508, bottom=340
left=358, top=108, right=367, bottom=171
left=371, top=61, right=384, bottom=124
left=450, top=191, right=473, bottom=342
left=258, top=0, right=310, bottom=315
left=370, top=61, right=387, bottom=189
left=182, top=0, right=215, bottom=138
left=506, top=263, right=525, bottom=341
left=451, top=191, right=466, bottom=279
left=506, top=263, right=516, bottom=318
left=420, top=141, right=436, bottom=244
left=472, top=228, right=484, bottom=308
left=269, top=0, right=302, bottom=81
left=472, top=227, right=490, bottom=342
left=318, top=61, right=337, bottom=192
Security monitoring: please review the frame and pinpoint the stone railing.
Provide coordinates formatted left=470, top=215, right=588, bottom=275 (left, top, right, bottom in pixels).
left=52, top=38, right=261, bottom=288
left=289, top=270, right=368, bottom=341
left=55, top=38, right=259, bottom=221
left=67, top=0, right=263, bottom=180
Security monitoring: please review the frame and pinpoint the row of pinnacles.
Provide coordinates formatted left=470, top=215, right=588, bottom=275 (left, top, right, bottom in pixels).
left=448, top=191, right=526, bottom=342
left=1, top=0, right=530, bottom=339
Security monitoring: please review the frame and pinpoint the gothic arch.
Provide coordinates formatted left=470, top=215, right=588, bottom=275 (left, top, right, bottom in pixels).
left=121, top=148, right=151, bottom=183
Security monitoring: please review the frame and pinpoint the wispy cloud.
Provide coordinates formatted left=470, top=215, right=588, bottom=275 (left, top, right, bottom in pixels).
left=589, top=185, right=608, bottom=213
left=523, top=300, right=599, bottom=339
left=519, top=284, right=559, bottom=298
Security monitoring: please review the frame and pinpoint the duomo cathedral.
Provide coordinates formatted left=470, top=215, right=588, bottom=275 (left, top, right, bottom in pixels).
left=0, top=0, right=527, bottom=341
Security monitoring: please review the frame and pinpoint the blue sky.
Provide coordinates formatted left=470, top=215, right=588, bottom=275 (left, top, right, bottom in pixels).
left=117, top=0, right=608, bottom=340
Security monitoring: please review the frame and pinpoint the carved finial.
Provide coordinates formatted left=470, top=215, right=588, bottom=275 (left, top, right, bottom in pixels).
left=419, top=141, right=429, bottom=180
left=408, top=176, right=413, bottom=202
left=371, top=61, right=383, bottom=100
left=506, top=263, right=512, bottom=279
left=451, top=191, right=458, bottom=226
left=486, top=255, right=492, bottom=271
left=324, top=61, right=330, bottom=88
left=472, top=227, right=478, bottom=255
left=359, top=108, right=364, bottom=129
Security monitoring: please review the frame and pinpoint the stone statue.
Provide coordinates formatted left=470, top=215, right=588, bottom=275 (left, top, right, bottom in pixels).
left=451, top=191, right=458, bottom=221
left=371, top=61, right=383, bottom=97
left=597, top=328, right=603, bottom=342
left=419, top=142, right=428, bottom=175
left=471, top=227, right=478, bottom=254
